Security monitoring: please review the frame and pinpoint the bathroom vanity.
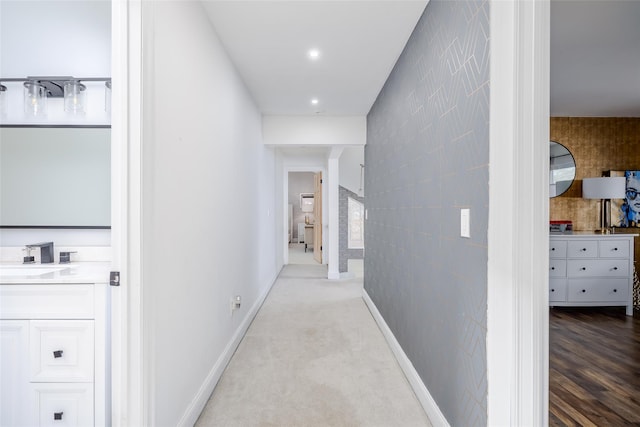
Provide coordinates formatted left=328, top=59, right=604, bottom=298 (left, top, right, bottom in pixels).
left=549, top=233, right=636, bottom=315
left=0, top=263, right=110, bottom=426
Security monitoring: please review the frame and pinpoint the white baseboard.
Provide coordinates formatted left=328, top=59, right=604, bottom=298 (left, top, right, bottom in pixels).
left=177, top=269, right=281, bottom=427
left=362, top=289, right=450, bottom=427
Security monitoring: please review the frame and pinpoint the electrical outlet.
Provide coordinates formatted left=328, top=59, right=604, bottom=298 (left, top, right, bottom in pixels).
left=230, top=295, right=241, bottom=314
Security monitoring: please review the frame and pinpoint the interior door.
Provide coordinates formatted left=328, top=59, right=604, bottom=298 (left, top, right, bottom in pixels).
left=313, top=172, right=322, bottom=263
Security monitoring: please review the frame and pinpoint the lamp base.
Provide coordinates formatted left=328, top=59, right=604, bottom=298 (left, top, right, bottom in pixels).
left=594, top=228, right=614, bottom=235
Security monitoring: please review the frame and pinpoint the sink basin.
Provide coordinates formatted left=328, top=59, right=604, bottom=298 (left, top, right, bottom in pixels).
left=0, top=265, right=70, bottom=277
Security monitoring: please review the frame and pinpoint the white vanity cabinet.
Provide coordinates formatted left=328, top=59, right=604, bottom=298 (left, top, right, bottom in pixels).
left=0, top=282, right=109, bottom=427
left=549, top=234, right=636, bottom=315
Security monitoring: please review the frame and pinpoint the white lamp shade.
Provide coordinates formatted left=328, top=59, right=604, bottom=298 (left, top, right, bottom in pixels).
left=582, top=177, right=626, bottom=199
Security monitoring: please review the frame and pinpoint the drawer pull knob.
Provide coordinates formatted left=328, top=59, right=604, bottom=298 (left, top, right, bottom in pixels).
left=581, top=248, right=587, bottom=251
left=551, top=289, right=555, bottom=292
left=614, top=247, right=618, bottom=251
left=53, top=350, right=63, bottom=358
left=613, top=267, right=618, bottom=271
left=614, top=289, right=618, bottom=293
left=551, top=248, right=555, bottom=251
left=551, top=267, right=555, bottom=270
left=580, top=267, right=586, bottom=271
left=54, top=412, right=63, bottom=421
left=582, top=289, right=586, bottom=293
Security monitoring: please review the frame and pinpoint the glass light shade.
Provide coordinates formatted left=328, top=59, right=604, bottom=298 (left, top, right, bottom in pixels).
left=104, top=80, right=111, bottom=113
left=23, top=81, right=47, bottom=116
left=64, top=81, right=86, bottom=114
left=0, top=84, right=7, bottom=117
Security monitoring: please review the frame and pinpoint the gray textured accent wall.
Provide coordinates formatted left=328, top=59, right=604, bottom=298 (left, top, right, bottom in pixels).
left=339, top=186, right=364, bottom=273
left=364, top=1, right=489, bottom=425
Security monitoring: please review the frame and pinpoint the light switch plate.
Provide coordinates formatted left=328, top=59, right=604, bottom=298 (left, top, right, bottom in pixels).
left=460, top=208, right=470, bottom=238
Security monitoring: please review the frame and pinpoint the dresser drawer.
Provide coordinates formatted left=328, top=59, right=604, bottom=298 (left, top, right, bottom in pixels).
left=567, top=259, right=629, bottom=277
left=567, top=279, right=629, bottom=302
left=549, top=241, right=567, bottom=258
left=30, top=321, right=94, bottom=383
left=30, top=383, right=93, bottom=427
left=0, top=285, right=94, bottom=320
left=549, top=259, right=567, bottom=277
left=599, top=240, right=630, bottom=258
left=567, top=241, right=598, bottom=258
left=549, top=279, right=567, bottom=302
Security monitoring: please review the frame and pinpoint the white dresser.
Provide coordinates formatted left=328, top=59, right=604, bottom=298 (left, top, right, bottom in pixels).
left=549, top=233, right=636, bottom=316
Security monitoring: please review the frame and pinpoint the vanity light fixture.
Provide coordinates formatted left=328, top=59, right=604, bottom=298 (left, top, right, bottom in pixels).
left=0, top=76, right=112, bottom=118
left=311, top=98, right=319, bottom=105
left=582, top=176, right=626, bottom=233
left=308, top=49, right=320, bottom=60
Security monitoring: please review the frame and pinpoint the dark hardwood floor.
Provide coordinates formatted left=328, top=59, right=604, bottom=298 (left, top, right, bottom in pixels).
left=549, top=307, right=640, bottom=426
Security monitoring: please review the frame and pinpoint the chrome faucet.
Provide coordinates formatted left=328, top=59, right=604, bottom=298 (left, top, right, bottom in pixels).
left=26, top=242, right=54, bottom=264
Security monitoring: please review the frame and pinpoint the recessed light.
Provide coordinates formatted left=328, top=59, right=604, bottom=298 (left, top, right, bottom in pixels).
left=308, top=49, right=320, bottom=60
left=311, top=98, right=319, bottom=105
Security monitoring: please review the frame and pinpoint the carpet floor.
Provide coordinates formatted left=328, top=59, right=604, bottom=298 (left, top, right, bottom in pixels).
left=195, top=264, right=432, bottom=427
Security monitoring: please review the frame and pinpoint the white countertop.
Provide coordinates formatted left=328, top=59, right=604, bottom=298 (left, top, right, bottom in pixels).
left=0, top=262, right=111, bottom=284
left=550, top=232, right=638, bottom=238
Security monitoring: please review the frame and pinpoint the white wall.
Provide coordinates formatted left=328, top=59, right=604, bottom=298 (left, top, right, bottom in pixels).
left=0, top=0, right=111, bottom=248
left=338, top=146, right=364, bottom=196
left=263, top=115, right=366, bottom=146
left=141, top=2, right=279, bottom=425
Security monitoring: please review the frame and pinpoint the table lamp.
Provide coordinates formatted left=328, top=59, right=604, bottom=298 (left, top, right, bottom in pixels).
left=582, top=176, right=626, bottom=233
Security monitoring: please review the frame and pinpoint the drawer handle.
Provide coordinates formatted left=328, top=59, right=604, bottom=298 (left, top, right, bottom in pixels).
left=54, top=412, right=63, bottom=421
left=551, top=248, right=555, bottom=251
left=613, top=267, right=618, bottom=271
left=614, top=289, right=618, bottom=293
left=580, top=267, right=587, bottom=271
left=581, top=248, right=587, bottom=251
left=613, top=247, right=619, bottom=251
left=581, top=289, right=586, bottom=293
left=551, top=267, right=555, bottom=270
left=53, top=350, right=63, bottom=358
left=551, top=289, right=555, bottom=292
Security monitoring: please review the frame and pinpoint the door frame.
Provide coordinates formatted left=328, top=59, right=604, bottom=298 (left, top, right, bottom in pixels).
left=487, top=0, right=549, bottom=425
left=110, top=0, right=146, bottom=425
left=283, top=166, right=326, bottom=267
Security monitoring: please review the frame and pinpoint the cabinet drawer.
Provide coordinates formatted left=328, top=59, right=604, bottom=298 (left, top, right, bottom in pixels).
left=549, top=241, right=567, bottom=258
left=599, top=240, right=630, bottom=258
left=549, top=279, right=567, bottom=302
left=30, top=321, right=94, bottom=383
left=567, top=241, right=598, bottom=258
left=30, top=383, right=93, bottom=427
left=549, top=260, right=566, bottom=277
left=0, top=285, right=94, bottom=320
left=567, top=259, right=629, bottom=277
left=567, top=279, right=629, bottom=302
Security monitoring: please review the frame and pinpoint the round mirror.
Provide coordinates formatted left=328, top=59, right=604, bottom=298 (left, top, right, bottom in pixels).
left=550, top=141, right=576, bottom=197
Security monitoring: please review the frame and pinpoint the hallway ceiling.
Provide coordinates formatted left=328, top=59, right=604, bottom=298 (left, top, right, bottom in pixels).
left=202, top=0, right=427, bottom=116
left=203, top=1, right=640, bottom=118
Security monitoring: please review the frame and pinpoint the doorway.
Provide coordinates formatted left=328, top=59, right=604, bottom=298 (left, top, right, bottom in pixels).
left=287, top=171, right=322, bottom=265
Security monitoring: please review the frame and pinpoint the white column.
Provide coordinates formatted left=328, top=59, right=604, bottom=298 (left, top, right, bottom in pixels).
left=327, top=147, right=343, bottom=280
left=488, top=0, right=550, bottom=425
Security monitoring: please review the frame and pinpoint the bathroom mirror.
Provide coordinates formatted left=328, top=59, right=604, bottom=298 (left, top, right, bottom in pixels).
left=550, top=141, right=576, bottom=198
left=0, top=126, right=110, bottom=227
